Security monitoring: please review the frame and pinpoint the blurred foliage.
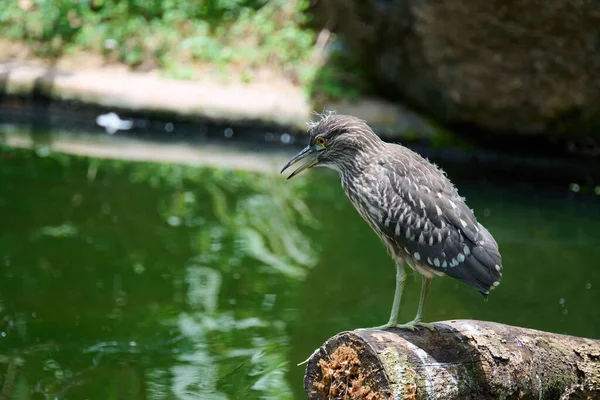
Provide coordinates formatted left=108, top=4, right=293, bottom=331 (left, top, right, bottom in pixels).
left=306, top=40, right=371, bottom=104
left=0, top=0, right=369, bottom=99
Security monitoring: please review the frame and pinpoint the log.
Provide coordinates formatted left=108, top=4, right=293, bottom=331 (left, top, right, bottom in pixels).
left=303, top=320, right=600, bottom=399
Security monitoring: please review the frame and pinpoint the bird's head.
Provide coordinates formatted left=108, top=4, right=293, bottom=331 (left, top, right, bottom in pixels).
left=281, top=113, right=383, bottom=179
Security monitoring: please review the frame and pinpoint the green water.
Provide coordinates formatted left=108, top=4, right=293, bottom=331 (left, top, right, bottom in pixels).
left=0, top=144, right=599, bottom=399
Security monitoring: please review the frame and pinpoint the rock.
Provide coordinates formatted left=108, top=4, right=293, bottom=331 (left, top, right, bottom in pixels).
left=311, top=0, right=600, bottom=136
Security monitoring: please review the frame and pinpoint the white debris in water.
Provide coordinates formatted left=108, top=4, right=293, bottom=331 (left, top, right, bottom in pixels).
left=280, top=133, right=292, bottom=144
left=586, top=282, right=592, bottom=290
left=224, top=127, right=234, bottom=138
left=569, top=183, right=580, bottom=193
left=559, top=298, right=565, bottom=305
left=165, top=122, right=174, bottom=132
left=96, top=112, right=133, bottom=134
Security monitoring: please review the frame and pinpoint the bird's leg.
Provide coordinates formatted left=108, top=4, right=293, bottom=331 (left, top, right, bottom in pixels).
left=388, top=263, right=407, bottom=325
left=395, top=275, right=436, bottom=331
left=372, top=263, right=406, bottom=329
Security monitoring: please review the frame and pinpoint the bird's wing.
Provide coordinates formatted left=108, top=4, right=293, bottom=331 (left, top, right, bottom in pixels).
left=375, top=156, right=502, bottom=294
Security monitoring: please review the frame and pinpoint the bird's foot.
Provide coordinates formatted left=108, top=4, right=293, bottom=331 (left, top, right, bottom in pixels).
left=369, top=320, right=436, bottom=331
left=391, top=320, right=436, bottom=331
left=413, top=321, right=436, bottom=331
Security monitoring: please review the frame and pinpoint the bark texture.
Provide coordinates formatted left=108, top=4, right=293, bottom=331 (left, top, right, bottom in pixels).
left=311, top=0, right=600, bottom=137
left=304, top=320, right=600, bottom=399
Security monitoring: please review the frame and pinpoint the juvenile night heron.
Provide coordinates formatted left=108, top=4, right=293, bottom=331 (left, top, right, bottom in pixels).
left=281, top=114, right=503, bottom=330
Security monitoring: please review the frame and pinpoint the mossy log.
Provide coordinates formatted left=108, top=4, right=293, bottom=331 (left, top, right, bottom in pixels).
left=304, top=320, right=600, bottom=399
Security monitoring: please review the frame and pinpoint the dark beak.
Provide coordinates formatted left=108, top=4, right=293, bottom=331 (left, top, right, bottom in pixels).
left=280, top=145, right=319, bottom=180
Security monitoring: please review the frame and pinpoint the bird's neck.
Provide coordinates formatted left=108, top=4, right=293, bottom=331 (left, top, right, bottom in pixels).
left=338, top=145, right=384, bottom=182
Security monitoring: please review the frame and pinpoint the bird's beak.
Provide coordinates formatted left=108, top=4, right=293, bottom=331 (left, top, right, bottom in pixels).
left=280, top=145, right=319, bottom=180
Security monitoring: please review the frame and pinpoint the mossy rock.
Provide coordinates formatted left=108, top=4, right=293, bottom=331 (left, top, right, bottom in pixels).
left=310, top=0, right=600, bottom=138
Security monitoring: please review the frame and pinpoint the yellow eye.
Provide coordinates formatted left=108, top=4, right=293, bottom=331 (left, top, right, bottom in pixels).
left=315, top=137, right=326, bottom=146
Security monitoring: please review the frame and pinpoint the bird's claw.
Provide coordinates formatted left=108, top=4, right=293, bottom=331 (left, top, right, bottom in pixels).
left=370, top=320, right=436, bottom=331
left=414, top=321, right=436, bottom=331
left=392, top=323, right=418, bottom=331
left=373, top=321, right=436, bottom=331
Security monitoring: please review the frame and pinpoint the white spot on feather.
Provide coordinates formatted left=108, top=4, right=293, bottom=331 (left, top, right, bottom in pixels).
left=405, top=227, right=411, bottom=239
left=427, top=257, right=433, bottom=265
left=493, top=281, right=500, bottom=287
left=449, top=199, right=457, bottom=209
left=428, top=235, right=434, bottom=246
left=435, top=205, right=442, bottom=216
left=418, top=233, right=425, bottom=244
left=495, top=264, right=501, bottom=272
left=457, top=253, right=465, bottom=262
left=442, top=260, right=448, bottom=268
left=419, top=199, right=426, bottom=209
left=395, top=223, right=401, bottom=236
left=464, top=246, right=470, bottom=255
left=460, top=219, right=467, bottom=228
left=414, top=252, right=421, bottom=260
left=437, top=232, right=442, bottom=243
left=368, top=206, right=382, bottom=220
left=434, top=258, right=440, bottom=267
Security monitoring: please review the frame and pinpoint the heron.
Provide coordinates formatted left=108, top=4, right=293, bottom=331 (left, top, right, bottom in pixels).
left=280, top=114, right=503, bottom=330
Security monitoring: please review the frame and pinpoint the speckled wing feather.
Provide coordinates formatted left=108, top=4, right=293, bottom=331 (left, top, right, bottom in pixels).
left=375, top=147, right=503, bottom=295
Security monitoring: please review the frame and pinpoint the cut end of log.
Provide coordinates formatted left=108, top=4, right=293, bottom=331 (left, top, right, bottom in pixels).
left=304, top=332, right=392, bottom=399
left=304, top=320, right=600, bottom=400
left=310, top=344, right=388, bottom=400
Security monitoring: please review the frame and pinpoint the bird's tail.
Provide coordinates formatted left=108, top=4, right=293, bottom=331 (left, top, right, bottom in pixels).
left=446, top=223, right=503, bottom=296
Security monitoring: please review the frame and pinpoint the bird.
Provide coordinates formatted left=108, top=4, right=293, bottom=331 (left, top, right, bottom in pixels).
left=280, top=113, right=503, bottom=330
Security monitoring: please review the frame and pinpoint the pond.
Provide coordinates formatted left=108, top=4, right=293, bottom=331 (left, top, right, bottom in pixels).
left=0, top=125, right=599, bottom=399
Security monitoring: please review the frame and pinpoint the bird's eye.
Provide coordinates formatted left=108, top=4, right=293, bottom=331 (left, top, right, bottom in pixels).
left=315, top=137, right=326, bottom=146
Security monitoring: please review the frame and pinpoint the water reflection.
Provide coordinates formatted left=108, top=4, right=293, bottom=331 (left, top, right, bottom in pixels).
left=0, top=142, right=599, bottom=400
left=0, top=146, right=316, bottom=399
